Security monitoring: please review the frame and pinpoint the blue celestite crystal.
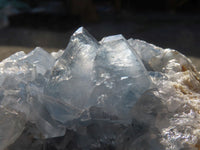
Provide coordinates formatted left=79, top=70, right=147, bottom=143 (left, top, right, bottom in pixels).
left=90, top=34, right=151, bottom=118
left=0, top=27, right=200, bottom=150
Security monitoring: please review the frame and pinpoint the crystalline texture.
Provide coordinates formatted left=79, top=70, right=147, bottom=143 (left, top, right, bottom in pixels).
left=0, top=48, right=64, bottom=140
left=128, top=38, right=163, bottom=70
left=19, top=47, right=56, bottom=75
left=0, top=47, right=55, bottom=86
left=90, top=35, right=151, bottom=118
left=0, top=106, right=25, bottom=150
left=0, top=27, right=200, bottom=150
left=45, top=29, right=151, bottom=122
left=51, top=49, right=64, bottom=60
left=45, top=27, right=100, bottom=122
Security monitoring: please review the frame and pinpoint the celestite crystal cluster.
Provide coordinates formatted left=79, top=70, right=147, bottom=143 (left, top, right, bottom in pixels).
left=1, top=27, right=200, bottom=150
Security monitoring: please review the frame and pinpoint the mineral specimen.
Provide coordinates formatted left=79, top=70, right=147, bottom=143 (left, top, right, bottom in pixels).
left=0, top=27, right=200, bottom=150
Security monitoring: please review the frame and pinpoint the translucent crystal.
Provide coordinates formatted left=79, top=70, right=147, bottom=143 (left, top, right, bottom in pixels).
left=0, top=106, right=25, bottom=150
left=0, top=52, right=36, bottom=86
left=0, top=47, right=55, bottom=86
left=0, top=48, right=64, bottom=139
left=90, top=35, right=151, bottom=118
left=128, top=38, right=163, bottom=70
left=45, top=29, right=151, bottom=122
left=51, top=49, right=64, bottom=60
left=45, top=27, right=100, bottom=122
left=20, top=47, right=56, bottom=75
left=0, top=27, right=200, bottom=150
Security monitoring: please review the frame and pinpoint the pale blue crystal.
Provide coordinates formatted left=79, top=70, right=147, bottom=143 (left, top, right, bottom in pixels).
left=45, top=27, right=100, bottom=122
left=0, top=27, right=198, bottom=150
left=20, top=47, right=56, bottom=75
left=90, top=35, right=151, bottom=118
left=128, top=38, right=163, bottom=70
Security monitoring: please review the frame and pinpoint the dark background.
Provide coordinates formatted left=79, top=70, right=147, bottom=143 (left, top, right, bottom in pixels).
left=0, top=0, right=200, bottom=68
